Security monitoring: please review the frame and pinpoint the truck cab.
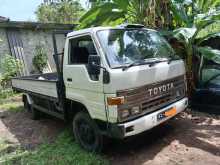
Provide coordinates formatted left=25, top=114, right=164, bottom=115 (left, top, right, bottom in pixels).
left=12, top=24, right=188, bottom=152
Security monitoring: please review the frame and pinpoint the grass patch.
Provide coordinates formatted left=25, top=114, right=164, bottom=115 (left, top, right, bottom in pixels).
left=0, top=103, right=23, bottom=112
left=0, top=89, right=18, bottom=101
left=1, top=130, right=109, bottom=165
left=0, top=90, right=23, bottom=112
left=0, top=95, right=109, bottom=165
left=21, top=130, right=108, bottom=165
left=0, top=143, right=28, bottom=165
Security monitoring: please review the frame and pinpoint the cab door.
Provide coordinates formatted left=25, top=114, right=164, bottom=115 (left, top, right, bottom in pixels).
left=63, top=34, right=106, bottom=120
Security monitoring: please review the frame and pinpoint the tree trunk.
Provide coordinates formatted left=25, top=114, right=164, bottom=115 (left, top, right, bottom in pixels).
left=186, top=47, right=195, bottom=98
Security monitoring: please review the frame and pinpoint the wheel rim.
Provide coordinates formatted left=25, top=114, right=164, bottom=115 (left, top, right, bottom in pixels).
left=76, top=119, right=96, bottom=147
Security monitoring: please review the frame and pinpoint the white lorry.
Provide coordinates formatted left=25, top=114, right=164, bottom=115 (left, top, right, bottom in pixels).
left=12, top=24, right=188, bottom=152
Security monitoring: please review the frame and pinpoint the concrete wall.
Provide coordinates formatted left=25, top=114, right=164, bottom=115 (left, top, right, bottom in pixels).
left=0, top=28, right=66, bottom=74
left=0, top=28, right=11, bottom=57
left=0, top=29, right=11, bottom=73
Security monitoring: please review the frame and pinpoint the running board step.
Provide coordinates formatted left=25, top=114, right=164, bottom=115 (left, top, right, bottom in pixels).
left=33, top=104, right=65, bottom=120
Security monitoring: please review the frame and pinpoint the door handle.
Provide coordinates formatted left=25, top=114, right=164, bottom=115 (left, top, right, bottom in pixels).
left=67, top=78, right=72, bottom=82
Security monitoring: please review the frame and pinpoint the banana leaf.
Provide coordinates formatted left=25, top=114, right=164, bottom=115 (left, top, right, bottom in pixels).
left=195, top=9, right=220, bottom=29
left=170, top=0, right=192, bottom=26
left=79, top=2, right=126, bottom=28
left=196, top=32, right=220, bottom=45
left=197, top=46, right=220, bottom=64
left=172, top=27, right=197, bottom=45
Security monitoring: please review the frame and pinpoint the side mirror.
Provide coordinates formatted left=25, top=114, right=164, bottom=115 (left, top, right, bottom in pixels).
left=88, top=55, right=101, bottom=75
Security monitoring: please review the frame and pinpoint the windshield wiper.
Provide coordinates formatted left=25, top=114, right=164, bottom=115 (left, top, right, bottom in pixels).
left=167, top=55, right=180, bottom=64
left=122, top=58, right=164, bottom=71
left=148, top=59, right=167, bottom=67
left=122, top=60, right=145, bottom=71
left=122, top=56, right=180, bottom=71
left=122, top=58, right=167, bottom=71
left=148, top=56, right=180, bottom=66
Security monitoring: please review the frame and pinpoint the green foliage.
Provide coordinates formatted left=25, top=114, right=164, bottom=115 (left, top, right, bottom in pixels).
left=197, top=46, right=220, bottom=63
left=88, top=0, right=110, bottom=8
left=80, top=0, right=220, bottom=93
left=32, top=45, right=48, bottom=73
left=0, top=89, right=16, bottom=101
left=79, top=0, right=172, bottom=29
left=79, top=1, right=127, bottom=28
left=0, top=94, right=108, bottom=164
left=36, top=0, right=85, bottom=24
left=166, top=0, right=220, bottom=92
left=0, top=129, right=109, bottom=165
left=0, top=55, right=23, bottom=88
left=169, top=0, right=220, bottom=67
left=197, top=22, right=220, bottom=38
left=21, top=130, right=108, bottom=165
left=0, top=139, right=27, bottom=164
left=193, top=0, right=220, bottom=13
left=0, top=93, right=23, bottom=112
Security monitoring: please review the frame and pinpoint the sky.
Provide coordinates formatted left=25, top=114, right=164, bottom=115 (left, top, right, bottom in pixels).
left=0, top=0, right=87, bottom=21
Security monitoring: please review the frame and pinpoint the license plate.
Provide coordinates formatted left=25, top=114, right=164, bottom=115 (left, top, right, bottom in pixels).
left=157, top=107, right=177, bottom=121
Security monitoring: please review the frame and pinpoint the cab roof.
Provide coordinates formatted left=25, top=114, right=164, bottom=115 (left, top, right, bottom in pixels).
left=67, top=24, right=155, bottom=38
left=67, top=27, right=111, bottom=38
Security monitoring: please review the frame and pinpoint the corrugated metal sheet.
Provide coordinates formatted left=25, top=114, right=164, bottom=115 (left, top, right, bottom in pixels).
left=6, top=29, right=29, bottom=75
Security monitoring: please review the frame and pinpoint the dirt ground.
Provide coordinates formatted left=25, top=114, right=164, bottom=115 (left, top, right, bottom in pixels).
left=0, top=100, right=220, bottom=165
left=106, top=111, right=220, bottom=165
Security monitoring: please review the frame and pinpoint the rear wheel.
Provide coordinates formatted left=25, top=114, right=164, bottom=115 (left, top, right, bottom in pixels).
left=73, top=111, right=103, bottom=152
left=23, top=95, right=40, bottom=120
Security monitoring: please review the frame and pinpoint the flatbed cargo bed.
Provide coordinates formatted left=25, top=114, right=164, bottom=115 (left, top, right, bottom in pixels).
left=12, top=73, right=59, bottom=99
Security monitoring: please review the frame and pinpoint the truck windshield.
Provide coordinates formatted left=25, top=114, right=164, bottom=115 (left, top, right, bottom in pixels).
left=97, top=29, right=177, bottom=68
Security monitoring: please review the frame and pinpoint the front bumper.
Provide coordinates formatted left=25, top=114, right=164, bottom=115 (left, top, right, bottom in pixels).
left=109, top=97, right=188, bottom=138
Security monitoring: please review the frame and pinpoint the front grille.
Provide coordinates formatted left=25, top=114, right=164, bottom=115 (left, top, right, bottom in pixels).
left=117, top=75, right=186, bottom=122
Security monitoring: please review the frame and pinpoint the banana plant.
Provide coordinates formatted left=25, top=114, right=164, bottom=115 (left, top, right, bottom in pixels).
left=168, top=0, right=220, bottom=93
left=79, top=0, right=130, bottom=28
left=79, top=0, right=171, bottom=28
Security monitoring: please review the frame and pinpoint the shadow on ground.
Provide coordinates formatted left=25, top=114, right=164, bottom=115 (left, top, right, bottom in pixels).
left=0, top=106, right=220, bottom=165
left=0, top=107, right=66, bottom=150
left=103, top=111, right=220, bottom=165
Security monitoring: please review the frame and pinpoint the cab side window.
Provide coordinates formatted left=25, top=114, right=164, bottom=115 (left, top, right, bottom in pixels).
left=69, top=35, right=97, bottom=65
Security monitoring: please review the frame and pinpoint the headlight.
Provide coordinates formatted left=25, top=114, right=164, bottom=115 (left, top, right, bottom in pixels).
left=130, top=106, right=141, bottom=115
left=120, top=109, right=130, bottom=118
left=119, top=106, right=141, bottom=120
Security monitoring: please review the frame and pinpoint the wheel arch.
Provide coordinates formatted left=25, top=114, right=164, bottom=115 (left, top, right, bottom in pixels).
left=22, top=93, right=33, bottom=105
left=64, top=99, right=108, bottom=133
left=65, top=99, right=91, bottom=121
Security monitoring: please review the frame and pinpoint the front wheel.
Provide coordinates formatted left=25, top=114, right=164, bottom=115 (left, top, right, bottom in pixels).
left=73, top=112, right=103, bottom=152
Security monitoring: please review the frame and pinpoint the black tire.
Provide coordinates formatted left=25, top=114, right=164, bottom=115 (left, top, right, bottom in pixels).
left=73, top=111, right=103, bottom=152
left=29, top=107, right=41, bottom=120
left=23, top=95, right=40, bottom=120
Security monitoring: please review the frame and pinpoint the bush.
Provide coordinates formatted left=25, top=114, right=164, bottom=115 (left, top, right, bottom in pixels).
left=0, top=88, right=16, bottom=100
left=32, top=45, right=48, bottom=73
left=0, top=55, right=23, bottom=88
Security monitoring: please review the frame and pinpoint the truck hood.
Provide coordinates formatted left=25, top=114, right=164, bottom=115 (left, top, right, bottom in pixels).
left=104, top=60, right=185, bottom=93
